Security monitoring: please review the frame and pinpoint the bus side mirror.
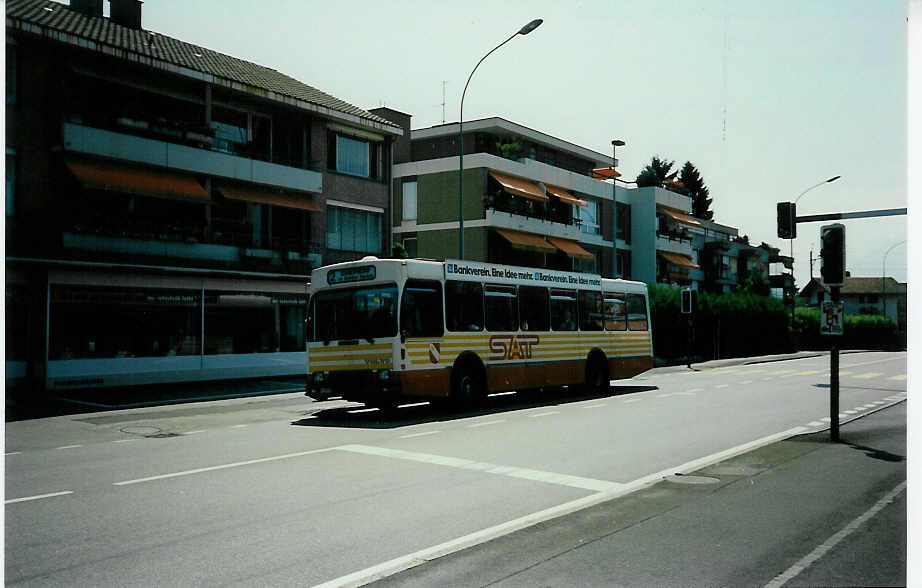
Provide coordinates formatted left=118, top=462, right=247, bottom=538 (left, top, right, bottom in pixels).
left=401, top=329, right=407, bottom=343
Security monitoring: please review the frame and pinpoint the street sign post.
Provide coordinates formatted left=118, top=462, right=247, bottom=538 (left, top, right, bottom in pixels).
left=820, top=301, right=844, bottom=336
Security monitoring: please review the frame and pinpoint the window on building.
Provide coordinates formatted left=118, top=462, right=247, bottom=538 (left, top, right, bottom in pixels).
left=6, top=150, right=15, bottom=217
left=400, top=280, right=443, bottom=338
left=327, top=133, right=384, bottom=180
left=616, top=251, right=631, bottom=279
left=446, top=280, right=483, bottom=332
left=616, top=202, right=631, bottom=243
left=627, top=294, right=648, bottom=331
left=402, top=180, right=417, bottom=221
left=550, top=289, right=578, bottom=331
left=402, top=236, right=418, bottom=258
left=212, top=106, right=249, bottom=155
left=326, top=205, right=383, bottom=254
left=519, top=286, right=549, bottom=332
left=579, top=199, right=600, bottom=235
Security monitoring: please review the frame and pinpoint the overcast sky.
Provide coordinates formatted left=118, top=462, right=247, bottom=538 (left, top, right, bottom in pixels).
left=136, top=0, right=908, bottom=287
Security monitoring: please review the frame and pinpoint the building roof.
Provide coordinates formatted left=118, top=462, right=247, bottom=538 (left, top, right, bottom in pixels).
left=412, top=118, right=612, bottom=168
left=798, top=276, right=906, bottom=298
left=6, top=0, right=402, bottom=134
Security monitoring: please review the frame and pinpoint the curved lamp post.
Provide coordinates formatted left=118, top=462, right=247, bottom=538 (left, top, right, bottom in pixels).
left=612, top=139, right=625, bottom=277
left=790, top=175, right=841, bottom=326
left=882, top=240, right=905, bottom=323
left=458, top=18, right=543, bottom=259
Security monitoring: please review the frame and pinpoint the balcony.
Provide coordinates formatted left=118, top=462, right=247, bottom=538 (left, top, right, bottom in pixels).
left=655, top=229, right=694, bottom=257
left=62, top=123, right=323, bottom=194
left=485, top=208, right=582, bottom=241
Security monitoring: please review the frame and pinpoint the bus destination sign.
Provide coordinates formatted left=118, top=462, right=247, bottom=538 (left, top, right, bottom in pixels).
left=445, top=259, right=601, bottom=288
left=327, top=265, right=376, bottom=285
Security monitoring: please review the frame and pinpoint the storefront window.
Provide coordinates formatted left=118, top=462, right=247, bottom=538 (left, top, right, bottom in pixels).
left=50, top=286, right=202, bottom=359
left=204, top=290, right=306, bottom=354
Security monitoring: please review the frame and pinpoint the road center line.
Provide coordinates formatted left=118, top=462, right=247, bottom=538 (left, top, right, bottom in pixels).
left=6, top=491, right=74, bottom=504
left=467, top=420, right=506, bottom=428
left=399, top=431, right=441, bottom=439
left=764, top=480, right=907, bottom=588
left=113, top=447, right=336, bottom=486
left=56, top=445, right=83, bottom=450
left=581, top=403, right=607, bottom=409
left=529, top=411, right=560, bottom=418
left=336, top=444, right=622, bottom=493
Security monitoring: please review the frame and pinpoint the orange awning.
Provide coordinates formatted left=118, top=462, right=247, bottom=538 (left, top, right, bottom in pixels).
left=658, top=206, right=701, bottom=227
left=217, top=183, right=320, bottom=212
left=659, top=251, right=700, bottom=270
left=548, top=237, right=594, bottom=260
left=591, top=167, right=622, bottom=180
left=545, top=185, right=588, bottom=207
left=494, top=229, right=556, bottom=253
left=489, top=171, right=547, bottom=202
left=65, top=157, right=209, bottom=202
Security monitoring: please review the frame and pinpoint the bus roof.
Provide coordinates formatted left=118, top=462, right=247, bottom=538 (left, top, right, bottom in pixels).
left=309, top=257, right=648, bottom=294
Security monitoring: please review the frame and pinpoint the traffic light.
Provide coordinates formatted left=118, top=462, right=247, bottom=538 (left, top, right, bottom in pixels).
left=777, top=202, right=796, bottom=239
left=820, top=223, right=846, bottom=286
left=681, top=288, right=697, bottom=314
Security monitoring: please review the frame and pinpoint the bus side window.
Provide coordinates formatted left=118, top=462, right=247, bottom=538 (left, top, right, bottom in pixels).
left=578, top=290, right=603, bottom=331
left=550, top=289, right=577, bottom=331
left=519, top=286, right=549, bottom=332
left=627, top=293, right=649, bottom=331
left=604, top=292, right=627, bottom=331
left=401, top=280, right=443, bottom=338
left=485, top=284, right=518, bottom=332
left=446, top=280, right=484, bottom=332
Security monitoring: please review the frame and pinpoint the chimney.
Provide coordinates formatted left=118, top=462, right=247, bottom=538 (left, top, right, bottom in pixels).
left=70, top=0, right=103, bottom=18
left=110, top=0, right=143, bottom=30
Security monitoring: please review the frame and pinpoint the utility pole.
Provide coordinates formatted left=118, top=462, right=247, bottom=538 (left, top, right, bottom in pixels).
left=441, top=81, right=446, bottom=124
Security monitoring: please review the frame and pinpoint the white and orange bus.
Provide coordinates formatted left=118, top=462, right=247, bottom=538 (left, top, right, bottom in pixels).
left=305, top=257, right=653, bottom=408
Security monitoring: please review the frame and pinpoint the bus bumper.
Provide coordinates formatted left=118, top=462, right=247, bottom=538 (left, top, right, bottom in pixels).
left=306, top=369, right=401, bottom=406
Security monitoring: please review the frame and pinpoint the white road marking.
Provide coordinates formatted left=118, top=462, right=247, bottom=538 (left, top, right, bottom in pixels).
left=488, top=391, right=517, bottom=397
left=764, top=480, right=906, bottom=588
left=581, top=403, right=607, bottom=409
left=5, top=451, right=22, bottom=455
left=820, top=417, right=831, bottom=422
left=873, top=401, right=887, bottom=405
left=56, top=445, right=83, bottom=450
left=889, top=374, right=907, bottom=381
left=467, top=420, right=506, bottom=428
left=687, top=388, right=704, bottom=393
left=348, top=408, right=380, bottom=414
left=624, top=398, right=644, bottom=403
left=113, top=439, right=140, bottom=444
left=6, top=491, right=74, bottom=504
left=184, top=430, right=207, bottom=435
left=715, top=384, right=729, bottom=389
left=762, top=377, right=773, bottom=381
left=853, top=372, right=883, bottom=380
left=320, top=427, right=807, bottom=588
left=399, top=431, right=441, bottom=439
left=231, top=424, right=248, bottom=428
left=807, top=421, right=824, bottom=427
left=113, top=447, right=336, bottom=486
left=398, top=402, right=430, bottom=408
left=529, top=411, right=560, bottom=418
left=656, top=392, right=696, bottom=398
left=337, top=444, right=621, bottom=492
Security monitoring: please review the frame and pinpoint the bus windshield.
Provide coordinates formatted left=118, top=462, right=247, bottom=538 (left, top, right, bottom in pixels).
left=311, top=284, right=398, bottom=342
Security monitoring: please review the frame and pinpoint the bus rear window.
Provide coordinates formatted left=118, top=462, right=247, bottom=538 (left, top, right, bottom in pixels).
left=627, top=294, right=648, bottom=331
left=311, top=285, right=397, bottom=342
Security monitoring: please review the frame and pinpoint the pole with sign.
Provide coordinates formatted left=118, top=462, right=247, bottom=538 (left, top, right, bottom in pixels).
left=820, top=223, right=845, bottom=442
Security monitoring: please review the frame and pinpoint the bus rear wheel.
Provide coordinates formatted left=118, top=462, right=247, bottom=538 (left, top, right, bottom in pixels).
left=585, top=357, right=610, bottom=395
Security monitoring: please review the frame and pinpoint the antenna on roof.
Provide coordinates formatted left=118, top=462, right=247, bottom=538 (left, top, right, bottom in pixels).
left=441, top=81, right=447, bottom=124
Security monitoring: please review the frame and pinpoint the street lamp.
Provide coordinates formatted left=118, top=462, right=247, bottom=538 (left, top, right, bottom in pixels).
left=612, top=139, right=625, bottom=278
left=790, top=175, right=841, bottom=329
left=458, top=18, right=543, bottom=259
left=882, top=240, right=905, bottom=324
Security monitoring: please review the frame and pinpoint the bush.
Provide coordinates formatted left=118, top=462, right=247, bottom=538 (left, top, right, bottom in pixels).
left=795, top=308, right=902, bottom=350
left=650, top=284, right=791, bottom=363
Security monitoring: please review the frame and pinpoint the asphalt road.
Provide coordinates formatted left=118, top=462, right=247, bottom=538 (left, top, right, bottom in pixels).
left=4, top=351, right=907, bottom=586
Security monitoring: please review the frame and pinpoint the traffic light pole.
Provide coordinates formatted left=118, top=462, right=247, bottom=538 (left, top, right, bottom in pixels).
left=830, top=285, right=841, bottom=442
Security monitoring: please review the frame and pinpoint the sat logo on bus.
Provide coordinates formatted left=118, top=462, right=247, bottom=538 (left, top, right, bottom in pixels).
left=489, top=335, right=540, bottom=361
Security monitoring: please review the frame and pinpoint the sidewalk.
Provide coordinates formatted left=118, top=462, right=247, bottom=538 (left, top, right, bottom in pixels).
left=374, top=402, right=907, bottom=587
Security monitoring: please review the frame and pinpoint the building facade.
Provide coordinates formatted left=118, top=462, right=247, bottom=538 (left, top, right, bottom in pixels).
left=5, top=0, right=403, bottom=395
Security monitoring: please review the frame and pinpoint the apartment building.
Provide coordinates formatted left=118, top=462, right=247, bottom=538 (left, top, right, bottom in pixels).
left=5, top=0, right=403, bottom=394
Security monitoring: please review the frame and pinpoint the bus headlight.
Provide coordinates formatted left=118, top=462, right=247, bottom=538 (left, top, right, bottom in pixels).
left=313, top=372, right=326, bottom=384
left=378, top=369, right=391, bottom=381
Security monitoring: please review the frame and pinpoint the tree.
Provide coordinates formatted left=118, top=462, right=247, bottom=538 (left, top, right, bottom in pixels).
left=678, top=161, right=713, bottom=220
left=635, top=156, right=675, bottom=188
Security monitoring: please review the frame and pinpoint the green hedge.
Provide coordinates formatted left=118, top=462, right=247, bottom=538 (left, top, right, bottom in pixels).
left=649, top=285, right=791, bottom=362
left=794, top=308, right=902, bottom=350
